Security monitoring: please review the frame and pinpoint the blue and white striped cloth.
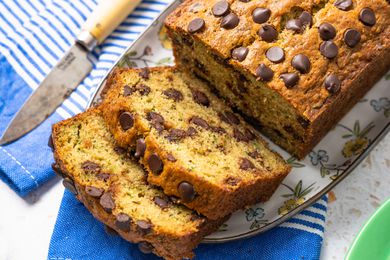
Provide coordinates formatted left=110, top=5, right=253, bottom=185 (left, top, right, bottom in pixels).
left=0, top=0, right=328, bottom=259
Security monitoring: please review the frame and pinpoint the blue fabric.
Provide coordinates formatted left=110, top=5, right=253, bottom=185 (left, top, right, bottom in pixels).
left=49, top=191, right=325, bottom=260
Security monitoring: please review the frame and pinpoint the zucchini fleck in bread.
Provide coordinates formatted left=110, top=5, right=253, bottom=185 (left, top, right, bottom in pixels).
left=101, top=67, right=291, bottom=220
left=165, top=0, right=390, bottom=158
left=51, top=108, right=227, bottom=260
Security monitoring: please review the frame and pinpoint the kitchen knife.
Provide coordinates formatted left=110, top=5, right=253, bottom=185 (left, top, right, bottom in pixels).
left=0, top=0, right=141, bottom=146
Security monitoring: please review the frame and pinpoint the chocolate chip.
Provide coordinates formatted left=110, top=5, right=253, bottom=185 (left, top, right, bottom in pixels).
left=190, top=116, right=209, bottom=129
left=48, top=134, right=54, bottom=150
left=280, top=73, right=299, bottom=88
left=123, top=85, right=135, bottom=96
left=255, top=64, right=274, bottom=81
left=104, top=225, right=118, bottom=236
left=286, top=19, right=303, bottom=33
left=115, top=213, right=131, bottom=232
left=297, top=116, right=310, bottom=128
left=240, top=158, right=256, bottom=170
left=210, top=126, right=226, bottom=134
left=221, top=13, right=239, bottom=29
left=167, top=153, right=177, bottom=162
left=248, top=150, right=260, bottom=159
left=191, top=89, right=210, bottom=107
left=154, top=196, right=169, bottom=209
left=139, top=68, right=150, bottom=79
left=324, top=74, right=341, bottom=94
left=299, top=11, right=313, bottom=27
left=137, top=84, right=151, bottom=96
left=81, top=161, right=101, bottom=174
left=258, top=24, right=278, bottom=42
left=52, top=163, right=64, bottom=177
left=231, top=47, right=249, bottom=61
left=233, top=128, right=249, bottom=142
left=334, top=0, right=353, bottom=11
left=212, top=0, right=229, bottom=17
left=119, top=112, right=134, bottom=131
left=96, top=172, right=110, bottom=181
left=344, top=29, right=361, bottom=47
left=252, top=8, right=271, bottom=24
left=148, top=153, right=163, bottom=175
left=100, top=192, right=115, bottom=213
left=85, top=186, right=104, bottom=197
left=163, top=88, right=183, bottom=102
left=224, top=176, right=239, bottom=186
left=318, top=23, right=336, bottom=40
left=292, top=54, right=311, bottom=74
left=320, top=41, right=338, bottom=59
left=134, top=138, right=146, bottom=158
left=188, top=18, right=205, bottom=33
left=359, top=8, right=376, bottom=26
left=136, top=220, right=152, bottom=235
left=138, top=242, right=154, bottom=254
left=266, top=46, right=285, bottom=63
left=220, top=111, right=240, bottom=125
left=63, top=178, right=77, bottom=195
left=178, top=182, right=195, bottom=202
left=244, top=128, right=256, bottom=141
left=114, top=146, right=127, bottom=155
left=186, top=127, right=198, bottom=137
left=146, top=112, right=165, bottom=132
left=165, top=128, right=187, bottom=142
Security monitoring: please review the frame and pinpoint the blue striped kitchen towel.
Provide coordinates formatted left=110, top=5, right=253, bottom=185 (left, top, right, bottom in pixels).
left=0, top=0, right=328, bottom=259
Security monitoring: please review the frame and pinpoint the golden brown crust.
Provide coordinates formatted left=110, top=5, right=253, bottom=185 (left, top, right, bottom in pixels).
left=51, top=108, right=227, bottom=260
left=165, top=0, right=390, bottom=158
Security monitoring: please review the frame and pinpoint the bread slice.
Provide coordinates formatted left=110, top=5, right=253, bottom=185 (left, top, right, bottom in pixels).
left=51, top=108, right=226, bottom=260
left=101, top=66, right=291, bottom=220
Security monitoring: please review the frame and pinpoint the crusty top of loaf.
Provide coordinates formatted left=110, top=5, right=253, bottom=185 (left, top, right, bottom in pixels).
left=165, top=0, right=390, bottom=120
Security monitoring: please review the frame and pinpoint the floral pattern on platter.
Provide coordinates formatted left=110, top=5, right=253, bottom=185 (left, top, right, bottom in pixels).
left=90, top=0, right=390, bottom=242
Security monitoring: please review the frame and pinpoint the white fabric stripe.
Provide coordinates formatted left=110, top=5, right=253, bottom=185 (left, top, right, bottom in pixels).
left=62, top=100, right=82, bottom=115
left=69, top=92, right=88, bottom=109
left=291, top=214, right=325, bottom=226
left=279, top=222, right=323, bottom=237
left=55, top=107, right=72, bottom=120
left=316, top=199, right=328, bottom=208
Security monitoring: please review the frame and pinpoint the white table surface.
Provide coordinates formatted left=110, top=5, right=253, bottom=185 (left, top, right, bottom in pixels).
left=0, top=134, right=389, bottom=260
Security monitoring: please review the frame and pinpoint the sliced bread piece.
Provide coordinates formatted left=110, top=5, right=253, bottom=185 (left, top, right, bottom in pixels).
left=101, top=66, right=291, bottom=220
left=51, top=108, right=226, bottom=260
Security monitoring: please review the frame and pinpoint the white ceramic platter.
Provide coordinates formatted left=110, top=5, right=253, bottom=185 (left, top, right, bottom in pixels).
left=89, top=0, right=390, bottom=243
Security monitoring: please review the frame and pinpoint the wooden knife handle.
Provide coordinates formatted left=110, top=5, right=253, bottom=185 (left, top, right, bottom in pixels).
left=82, top=0, right=141, bottom=45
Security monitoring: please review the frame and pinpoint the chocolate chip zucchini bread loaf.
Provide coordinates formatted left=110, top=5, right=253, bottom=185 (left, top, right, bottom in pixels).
left=165, top=0, right=390, bottom=158
left=101, top=67, right=291, bottom=220
left=51, top=108, right=227, bottom=260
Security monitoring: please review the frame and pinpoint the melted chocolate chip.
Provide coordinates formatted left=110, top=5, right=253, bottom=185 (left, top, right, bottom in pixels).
left=297, top=116, right=310, bottom=128
left=212, top=0, right=229, bottom=17
left=248, top=150, right=260, bottom=159
left=186, top=127, right=198, bottom=137
left=191, top=89, right=210, bottom=107
left=154, top=196, right=169, bottom=209
left=136, top=220, right=152, bottom=235
left=146, top=112, right=165, bottom=132
left=52, top=163, right=64, bottom=177
left=137, top=84, right=151, bottom=96
left=240, top=158, right=256, bottom=170
left=114, top=146, right=127, bottom=155
left=324, top=74, right=341, bottom=94
left=344, top=29, right=361, bottom=47
left=139, top=68, right=150, bottom=79
left=334, top=0, right=353, bottom=11
left=167, top=153, right=177, bottom=162
left=210, top=126, right=226, bottom=134
left=85, top=186, right=104, bottom=197
left=100, top=192, right=115, bottom=213
left=138, top=242, right=154, bottom=254
left=81, top=161, right=101, bottom=174
left=280, top=73, right=299, bottom=88
left=220, top=111, right=240, bottom=125
left=244, top=128, right=256, bottom=141
left=188, top=18, right=205, bottom=33
left=299, top=11, right=313, bottom=27
left=320, top=41, right=338, bottom=59
left=119, top=112, right=134, bottom=131
left=123, top=85, right=135, bottom=96
left=252, top=8, right=271, bottom=24
left=233, top=128, right=249, bottom=142
left=286, top=19, right=303, bottom=33
left=134, top=138, right=146, bottom=158
left=147, top=153, right=163, bottom=175
left=96, top=172, right=110, bottom=181
left=115, top=213, right=131, bottom=232
left=318, top=23, right=336, bottom=40
left=359, top=8, right=376, bottom=26
left=178, top=182, right=195, bottom=202
left=231, top=47, right=249, bottom=61
left=266, top=46, right=285, bottom=63
left=221, top=13, right=240, bottom=29
left=291, top=54, right=311, bottom=74
left=258, top=24, right=278, bottom=42
left=165, top=128, right=187, bottom=142
left=163, top=88, right=183, bottom=102
left=63, top=178, right=77, bottom=195
left=255, top=63, right=274, bottom=81
left=190, top=116, right=209, bottom=129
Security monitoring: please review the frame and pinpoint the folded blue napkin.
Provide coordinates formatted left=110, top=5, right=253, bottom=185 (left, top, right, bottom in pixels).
left=0, top=0, right=328, bottom=259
